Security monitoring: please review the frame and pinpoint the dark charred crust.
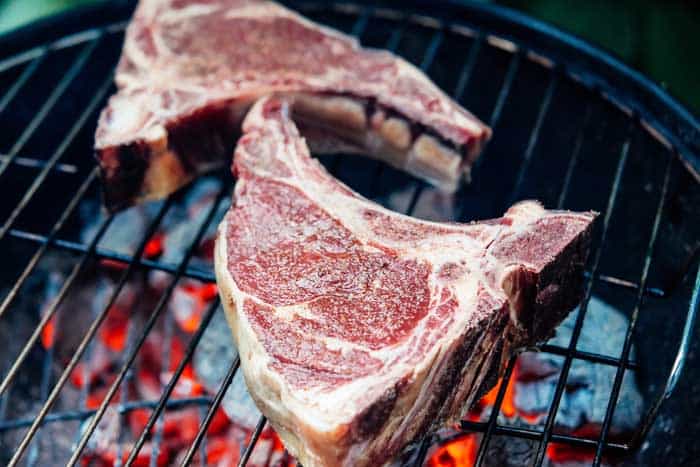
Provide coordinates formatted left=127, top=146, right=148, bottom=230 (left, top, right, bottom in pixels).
left=98, top=102, right=244, bottom=212
left=529, top=221, right=595, bottom=342
left=472, top=338, right=505, bottom=404
left=97, top=142, right=149, bottom=212
left=425, top=328, right=481, bottom=419
left=167, top=103, right=242, bottom=172
left=351, top=376, right=408, bottom=443
left=444, top=311, right=510, bottom=419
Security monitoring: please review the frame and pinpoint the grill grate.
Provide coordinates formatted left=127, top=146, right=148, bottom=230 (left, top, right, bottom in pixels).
left=0, top=1, right=698, bottom=466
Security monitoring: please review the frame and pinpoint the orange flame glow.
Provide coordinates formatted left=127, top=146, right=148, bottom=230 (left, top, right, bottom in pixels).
left=143, top=233, right=165, bottom=259
left=174, top=283, right=218, bottom=333
left=428, top=434, right=479, bottom=467
left=41, top=315, right=57, bottom=349
left=99, top=306, right=129, bottom=352
left=428, top=362, right=525, bottom=467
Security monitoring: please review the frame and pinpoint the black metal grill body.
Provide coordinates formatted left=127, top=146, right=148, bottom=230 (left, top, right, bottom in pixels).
left=0, top=1, right=698, bottom=466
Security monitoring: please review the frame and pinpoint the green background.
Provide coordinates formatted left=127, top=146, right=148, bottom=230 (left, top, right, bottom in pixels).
left=1, top=0, right=698, bottom=112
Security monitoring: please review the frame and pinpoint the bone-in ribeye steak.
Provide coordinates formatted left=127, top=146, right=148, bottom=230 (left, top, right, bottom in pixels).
left=96, top=0, right=490, bottom=211
left=215, top=98, right=597, bottom=467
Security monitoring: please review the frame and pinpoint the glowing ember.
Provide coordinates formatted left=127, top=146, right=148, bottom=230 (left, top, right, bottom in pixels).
left=65, top=277, right=293, bottom=466
left=143, top=232, right=165, bottom=259
left=545, top=426, right=600, bottom=464
left=164, top=364, right=204, bottom=398
left=476, top=363, right=519, bottom=419
left=427, top=434, right=478, bottom=467
left=99, top=258, right=128, bottom=271
left=41, top=315, right=57, bottom=349
left=99, top=306, right=129, bottom=352
left=426, top=361, right=547, bottom=466
left=546, top=442, right=596, bottom=464
left=173, top=282, right=218, bottom=333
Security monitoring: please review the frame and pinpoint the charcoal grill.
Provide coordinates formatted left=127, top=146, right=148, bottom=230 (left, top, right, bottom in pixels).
left=0, top=0, right=698, bottom=466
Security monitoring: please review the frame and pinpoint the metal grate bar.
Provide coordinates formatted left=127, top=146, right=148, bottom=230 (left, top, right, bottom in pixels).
left=488, top=51, right=521, bottom=129
left=592, top=147, right=674, bottom=465
left=538, top=344, right=638, bottom=369
left=483, top=50, right=521, bottom=142
left=0, top=167, right=99, bottom=321
left=239, top=417, right=268, bottom=467
left=0, top=369, right=9, bottom=421
left=125, top=299, right=222, bottom=464
left=0, top=52, right=46, bottom=114
left=6, top=197, right=173, bottom=466
left=421, top=29, right=445, bottom=70
left=66, top=185, right=228, bottom=466
left=0, top=73, right=113, bottom=243
left=180, top=357, right=241, bottom=466
left=195, top=406, right=208, bottom=467
left=557, top=103, right=593, bottom=209
left=0, top=396, right=213, bottom=432
left=350, top=6, right=371, bottom=36
left=0, top=48, right=44, bottom=75
left=531, top=124, right=633, bottom=466
left=0, top=36, right=101, bottom=180
left=0, top=154, right=78, bottom=174
left=506, top=70, right=560, bottom=207
left=452, top=32, right=483, bottom=103
left=7, top=229, right=217, bottom=284
left=0, top=28, right=104, bottom=73
left=593, top=272, right=665, bottom=298
left=459, top=420, right=630, bottom=451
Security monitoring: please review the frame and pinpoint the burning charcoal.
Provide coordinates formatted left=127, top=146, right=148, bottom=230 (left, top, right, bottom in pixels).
left=170, top=280, right=218, bottom=333
left=420, top=296, right=643, bottom=467
left=160, top=177, right=229, bottom=269
left=81, top=177, right=226, bottom=268
left=515, top=296, right=643, bottom=433
left=481, top=434, right=537, bottom=467
left=194, top=307, right=262, bottom=428
left=82, top=405, right=121, bottom=454
left=548, top=296, right=631, bottom=357
left=82, top=198, right=166, bottom=257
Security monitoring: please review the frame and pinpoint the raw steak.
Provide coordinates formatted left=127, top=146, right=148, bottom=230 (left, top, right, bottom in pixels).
left=214, top=97, right=596, bottom=467
left=95, top=0, right=490, bottom=211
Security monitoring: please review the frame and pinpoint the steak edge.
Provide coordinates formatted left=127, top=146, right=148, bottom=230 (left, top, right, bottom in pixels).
left=214, top=97, right=597, bottom=467
left=96, top=0, right=490, bottom=211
